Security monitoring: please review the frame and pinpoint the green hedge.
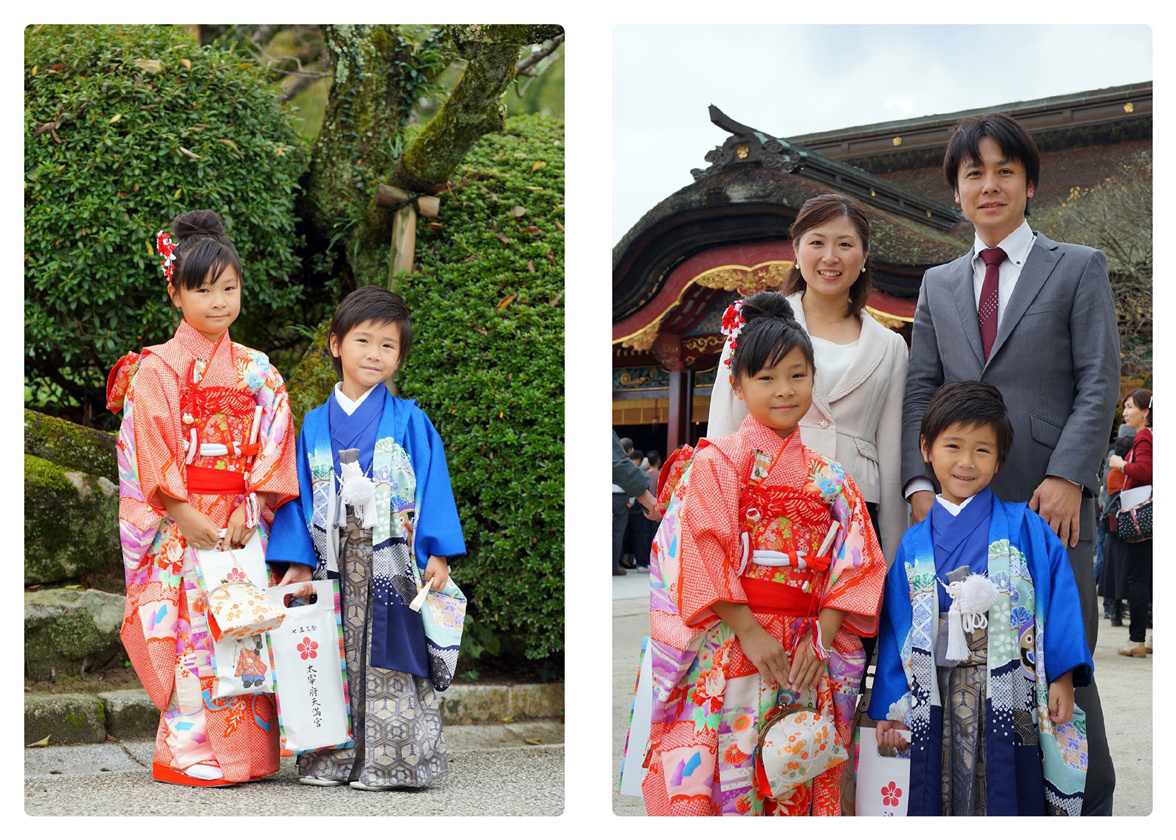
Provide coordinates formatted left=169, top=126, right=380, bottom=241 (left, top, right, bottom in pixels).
left=398, top=114, right=564, bottom=660
left=25, top=25, right=307, bottom=420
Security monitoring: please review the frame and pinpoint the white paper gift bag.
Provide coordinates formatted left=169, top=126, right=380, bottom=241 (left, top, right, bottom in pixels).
left=267, top=579, right=353, bottom=755
left=854, top=726, right=911, bottom=816
left=194, top=533, right=276, bottom=698
left=617, top=636, right=652, bottom=797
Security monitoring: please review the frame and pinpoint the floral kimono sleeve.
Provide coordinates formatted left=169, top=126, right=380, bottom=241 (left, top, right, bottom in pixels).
left=820, top=471, right=886, bottom=638
left=677, top=445, right=748, bottom=629
left=246, top=357, right=299, bottom=517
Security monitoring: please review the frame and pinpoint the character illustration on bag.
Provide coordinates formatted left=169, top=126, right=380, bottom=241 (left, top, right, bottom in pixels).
left=234, top=635, right=269, bottom=688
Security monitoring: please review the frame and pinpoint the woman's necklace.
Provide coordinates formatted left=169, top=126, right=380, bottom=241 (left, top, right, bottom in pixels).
left=802, top=296, right=858, bottom=341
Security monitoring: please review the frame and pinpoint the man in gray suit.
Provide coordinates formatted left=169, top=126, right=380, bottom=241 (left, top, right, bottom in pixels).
left=902, top=113, right=1119, bottom=814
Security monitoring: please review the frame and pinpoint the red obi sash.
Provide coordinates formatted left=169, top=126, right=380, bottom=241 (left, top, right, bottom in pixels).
left=187, top=465, right=247, bottom=495
left=741, top=553, right=831, bottom=616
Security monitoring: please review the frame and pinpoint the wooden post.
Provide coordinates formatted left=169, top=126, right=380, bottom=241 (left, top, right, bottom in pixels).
left=375, top=184, right=441, bottom=286
left=375, top=185, right=441, bottom=393
left=666, top=369, right=694, bottom=454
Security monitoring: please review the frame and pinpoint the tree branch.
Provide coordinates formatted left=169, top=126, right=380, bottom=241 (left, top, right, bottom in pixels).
left=516, top=33, right=564, bottom=77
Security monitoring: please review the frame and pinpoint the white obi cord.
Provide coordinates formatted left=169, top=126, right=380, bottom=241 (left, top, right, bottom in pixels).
left=940, top=573, right=1000, bottom=662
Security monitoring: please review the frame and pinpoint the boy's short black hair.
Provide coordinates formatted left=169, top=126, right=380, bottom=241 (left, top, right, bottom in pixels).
left=943, top=112, right=1041, bottom=199
left=327, top=285, right=414, bottom=378
left=920, top=380, right=1015, bottom=466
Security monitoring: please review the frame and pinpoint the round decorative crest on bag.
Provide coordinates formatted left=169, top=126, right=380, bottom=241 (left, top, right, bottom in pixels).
left=753, top=703, right=847, bottom=798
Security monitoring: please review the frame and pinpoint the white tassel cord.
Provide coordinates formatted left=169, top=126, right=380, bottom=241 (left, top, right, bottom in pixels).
left=337, top=461, right=377, bottom=528
left=940, top=573, right=1000, bottom=662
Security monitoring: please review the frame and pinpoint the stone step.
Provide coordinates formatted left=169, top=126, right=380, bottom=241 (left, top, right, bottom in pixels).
left=25, top=682, right=564, bottom=746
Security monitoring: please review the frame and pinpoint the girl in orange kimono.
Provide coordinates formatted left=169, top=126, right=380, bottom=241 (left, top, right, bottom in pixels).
left=642, top=292, right=885, bottom=815
left=107, top=210, right=302, bottom=786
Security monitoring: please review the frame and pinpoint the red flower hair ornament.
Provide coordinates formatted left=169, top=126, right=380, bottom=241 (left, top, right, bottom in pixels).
left=157, top=230, right=177, bottom=284
left=721, top=299, right=746, bottom=368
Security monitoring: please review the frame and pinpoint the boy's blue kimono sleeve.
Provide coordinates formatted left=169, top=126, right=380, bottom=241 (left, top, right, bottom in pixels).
left=1026, top=512, right=1094, bottom=688
left=868, top=540, right=915, bottom=721
left=264, top=423, right=318, bottom=569
left=405, top=406, right=466, bottom=569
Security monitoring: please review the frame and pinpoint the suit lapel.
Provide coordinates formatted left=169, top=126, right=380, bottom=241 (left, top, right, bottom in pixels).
left=789, top=294, right=833, bottom=419
left=947, top=251, right=986, bottom=366
left=987, top=232, right=1060, bottom=363
left=827, top=314, right=885, bottom=400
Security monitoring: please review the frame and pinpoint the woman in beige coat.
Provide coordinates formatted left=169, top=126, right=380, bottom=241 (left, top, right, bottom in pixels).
left=708, top=193, right=908, bottom=564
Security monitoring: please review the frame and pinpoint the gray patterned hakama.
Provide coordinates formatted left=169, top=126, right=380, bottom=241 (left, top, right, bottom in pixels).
left=935, top=615, right=987, bottom=815
left=297, top=511, right=448, bottom=788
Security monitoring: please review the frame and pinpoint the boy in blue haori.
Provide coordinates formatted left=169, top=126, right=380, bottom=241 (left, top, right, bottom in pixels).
left=267, top=286, right=466, bottom=790
left=869, top=381, right=1092, bottom=815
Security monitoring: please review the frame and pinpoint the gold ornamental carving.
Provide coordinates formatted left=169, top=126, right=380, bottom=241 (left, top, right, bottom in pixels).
left=615, top=261, right=793, bottom=349
left=864, top=305, right=910, bottom=328
left=694, top=260, right=793, bottom=293
left=618, top=371, right=651, bottom=387
left=621, top=317, right=664, bottom=351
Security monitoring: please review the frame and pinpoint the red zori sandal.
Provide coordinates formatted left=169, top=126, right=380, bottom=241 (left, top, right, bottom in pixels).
left=152, top=761, right=236, bottom=787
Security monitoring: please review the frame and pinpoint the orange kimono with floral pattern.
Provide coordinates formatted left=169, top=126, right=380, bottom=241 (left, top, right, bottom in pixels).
left=643, top=416, right=885, bottom=815
left=113, top=320, right=298, bottom=780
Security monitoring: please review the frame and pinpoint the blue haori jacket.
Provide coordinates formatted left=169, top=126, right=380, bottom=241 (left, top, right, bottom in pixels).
left=268, top=385, right=466, bottom=676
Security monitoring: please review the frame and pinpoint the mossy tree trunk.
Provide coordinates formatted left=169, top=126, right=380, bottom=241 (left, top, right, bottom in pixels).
left=305, top=23, right=562, bottom=289
left=305, top=25, right=442, bottom=288
left=395, top=24, right=564, bottom=194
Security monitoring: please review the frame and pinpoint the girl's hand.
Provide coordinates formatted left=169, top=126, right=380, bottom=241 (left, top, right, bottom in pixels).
left=224, top=501, right=257, bottom=549
left=1108, top=455, right=1125, bottom=470
left=875, top=720, right=911, bottom=751
left=275, top=562, right=315, bottom=600
left=786, top=628, right=827, bottom=691
left=786, top=608, right=844, bottom=690
left=739, top=624, right=791, bottom=688
left=1049, top=670, right=1075, bottom=725
left=424, top=555, right=450, bottom=591
left=165, top=498, right=223, bottom=550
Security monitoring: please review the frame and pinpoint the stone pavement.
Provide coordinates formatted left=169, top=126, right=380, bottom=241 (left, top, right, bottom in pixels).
left=25, top=721, right=563, bottom=815
left=610, top=565, right=1152, bottom=816
left=24, top=681, right=564, bottom=815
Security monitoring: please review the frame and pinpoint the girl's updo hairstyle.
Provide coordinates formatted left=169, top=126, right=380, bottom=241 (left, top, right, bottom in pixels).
left=1127, top=387, right=1153, bottom=427
left=782, top=193, right=872, bottom=318
left=729, top=291, right=816, bottom=382
left=169, top=209, right=243, bottom=292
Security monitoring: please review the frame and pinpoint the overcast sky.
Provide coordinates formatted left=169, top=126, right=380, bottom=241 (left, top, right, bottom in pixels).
left=612, top=25, right=1153, bottom=243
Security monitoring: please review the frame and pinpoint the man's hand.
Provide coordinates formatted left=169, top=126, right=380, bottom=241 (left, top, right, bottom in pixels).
left=909, top=489, right=934, bottom=524
left=637, top=489, right=661, bottom=521
left=1029, top=476, right=1083, bottom=548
